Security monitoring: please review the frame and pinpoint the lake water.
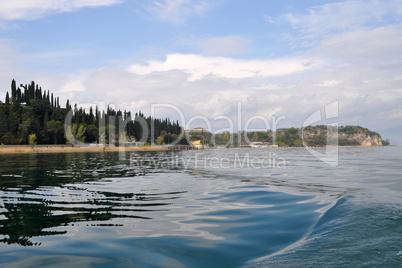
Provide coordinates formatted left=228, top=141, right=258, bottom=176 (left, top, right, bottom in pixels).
left=0, top=147, right=401, bottom=267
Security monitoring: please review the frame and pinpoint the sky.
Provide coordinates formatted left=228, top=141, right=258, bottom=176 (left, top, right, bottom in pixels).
left=0, top=0, right=401, bottom=143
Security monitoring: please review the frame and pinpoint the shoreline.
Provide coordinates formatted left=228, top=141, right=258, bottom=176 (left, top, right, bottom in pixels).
left=0, top=145, right=168, bottom=154
left=0, top=144, right=395, bottom=155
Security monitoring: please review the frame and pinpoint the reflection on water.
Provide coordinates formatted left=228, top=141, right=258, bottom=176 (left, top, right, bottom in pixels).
left=0, top=153, right=136, bottom=246
left=0, top=152, right=189, bottom=247
left=1, top=201, right=66, bottom=246
left=0, top=148, right=401, bottom=267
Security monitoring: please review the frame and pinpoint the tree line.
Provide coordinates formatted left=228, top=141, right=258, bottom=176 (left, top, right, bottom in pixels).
left=0, top=80, right=188, bottom=145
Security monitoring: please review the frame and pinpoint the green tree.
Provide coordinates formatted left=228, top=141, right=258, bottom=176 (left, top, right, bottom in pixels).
left=85, top=124, right=98, bottom=143
left=74, top=124, right=86, bottom=143
left=8, top=106, right=22, bottom=136
left=259, top=131, right=268, bottom=140
left=283, top=127, right=299, bottom=146
left=32, top=99, right=47, bottom=126
left=5, top=92, right=10, bottom=105
left=294, top=139, right=303, bottom=147
left=276, top=141, right=286, bottom=147
left=276, top=132, right=285, bottom=146
left=155, top=135, right=164, bottom=145
left=11, top=79, right=16, bottom=103
left=382, top=139, right=390, bottom=146
left=46, top=120, right=63, bottom=144
left=307, top=135, right=327, bottom=146
left=0, top=105, right=9, bottom=139
left=29, top=133, right=37, bottom=150
left=251, top=132, right=259, bottom=142
left=66, top=123, right=87, bottom=144
left=19, top=118, right=31, bottom=144
left=98, top=125, right=116, bottom=144
left=223, top=132, right=230, bottom=141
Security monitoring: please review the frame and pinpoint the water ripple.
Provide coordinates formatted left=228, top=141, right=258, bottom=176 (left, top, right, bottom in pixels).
left=0, top=147, right=400, bottom=267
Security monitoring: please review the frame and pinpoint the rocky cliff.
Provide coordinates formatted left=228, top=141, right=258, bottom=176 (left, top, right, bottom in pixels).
left=338, top=132, right=383, bottom=146
left=300, top=125, right=384, bottom=146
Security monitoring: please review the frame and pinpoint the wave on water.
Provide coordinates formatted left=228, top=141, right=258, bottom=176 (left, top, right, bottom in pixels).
left=248, top=196, right=402, bottom=267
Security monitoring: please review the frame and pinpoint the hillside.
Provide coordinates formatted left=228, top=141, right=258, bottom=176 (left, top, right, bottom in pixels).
left=186, top=126, right=389, bottom=147
left=299, top=125, right=387, bottom=147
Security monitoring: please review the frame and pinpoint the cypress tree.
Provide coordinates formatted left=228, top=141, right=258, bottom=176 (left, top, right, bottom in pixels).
left=5, top=92, right=10, bottom=105
left=23, top=88, right=28, bottom=103
left=16, top=88, right=21, bottom=104
left=27, top=83, right=34, bottom=102
left=11, top=79, right=16, bottom=103
left=1, top=79, right=186, bottom=145
left=43, top=111, right=49, bottom=130
left=89, top=106, right=94, bottom=124
left=31, top=81, right=35, bottom=96
left=38, top=88, right=42, bottom=99
left=81, top=112, right=86, bottom=125
left=0, top=105, right=9, bottom=137
left=95, top=106, right=99, bottom=128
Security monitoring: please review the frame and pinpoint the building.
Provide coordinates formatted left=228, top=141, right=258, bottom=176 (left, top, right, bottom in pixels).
left=191, top=140, right=203, bottom=148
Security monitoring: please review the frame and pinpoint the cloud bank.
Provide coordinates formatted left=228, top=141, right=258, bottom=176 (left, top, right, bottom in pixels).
left=0, top=0, right=122, bottom=20
left=284, top=0, right=402, bottom=36
left=128, top=54, right=320, bottom=81
left=0, top=0, right=401, bottom=139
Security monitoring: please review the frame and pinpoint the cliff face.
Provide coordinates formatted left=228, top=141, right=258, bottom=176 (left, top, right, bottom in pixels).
left=299, top=126, right=384, bottom=146
left=338, top=132, right=382, bottom=146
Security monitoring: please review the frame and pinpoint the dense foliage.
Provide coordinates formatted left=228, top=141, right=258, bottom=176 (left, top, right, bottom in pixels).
left=0, top=80, right=187, bottom=145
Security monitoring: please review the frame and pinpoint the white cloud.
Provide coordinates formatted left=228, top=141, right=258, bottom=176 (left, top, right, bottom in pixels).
left=145, top=0, right=209, bottom=23
left=59, top=72, right=92, bottom=94
left=314, top=80, right=341, bottom=87
left=128, top=53, right=320, bottom=81
left=284, top=0, right=402, bottom=36
left=185, top=35, right=252, bottom=56
left=2, top=51, right=398, bottom=132
left=317, top=24, right=402, bottom=64
left=0, top=0, right=122, bottom=20
left=1, top=0, right=401, bottom=134
left=34, top=52, right=398, bottom=132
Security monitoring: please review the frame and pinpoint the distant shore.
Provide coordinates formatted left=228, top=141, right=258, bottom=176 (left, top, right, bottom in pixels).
left=0, top=145, right=168, bottom=154
left=1, top=144, right=395, bottom=155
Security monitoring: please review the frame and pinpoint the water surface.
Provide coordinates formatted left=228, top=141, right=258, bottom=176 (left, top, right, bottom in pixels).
left=0, top=147, right=401, bottom=267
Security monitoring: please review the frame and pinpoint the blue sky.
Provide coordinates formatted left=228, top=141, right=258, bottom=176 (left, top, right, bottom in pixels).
left=0, top=0, right=402, bottom=143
